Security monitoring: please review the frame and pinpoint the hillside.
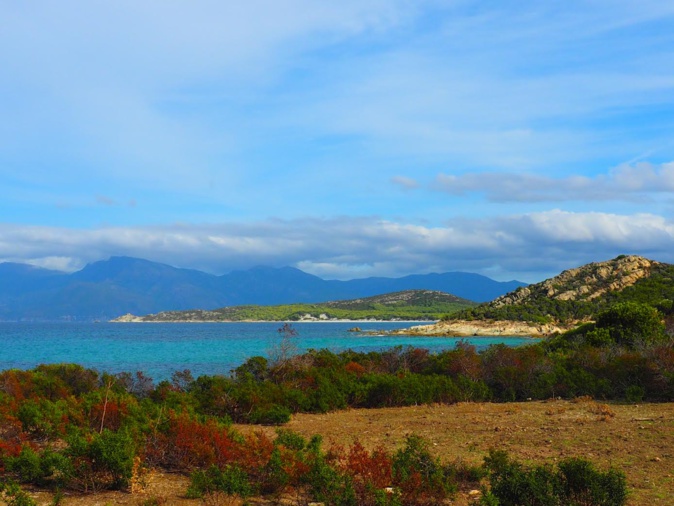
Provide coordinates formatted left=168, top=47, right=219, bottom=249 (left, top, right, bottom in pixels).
left=401, top=255, right=674, bottom=337
left=0, top=257, right=520, bottom=321
left=114, top=290, right=476, bottom=322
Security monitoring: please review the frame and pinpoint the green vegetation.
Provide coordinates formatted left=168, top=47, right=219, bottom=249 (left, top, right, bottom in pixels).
left=135, top=290, right=476, bottom=322
left=481, top=450, right=627, bottom=506
left=546, top=302, right=668, bottom=351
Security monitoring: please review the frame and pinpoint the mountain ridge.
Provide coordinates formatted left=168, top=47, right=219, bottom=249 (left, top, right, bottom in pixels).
left=0, top=256, right=525, bottom=321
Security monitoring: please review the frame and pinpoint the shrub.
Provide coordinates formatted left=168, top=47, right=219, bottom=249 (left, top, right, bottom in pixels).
left=594, top=302, right=666, bottom=348
left=186, top=464, right=253, bottom=499
left=342, top=441, right=393, bottom=491
left=274, top=429, right=307, bottom=451
left=16, top=399, right=70, bottom=439
left=5, top=447, right=72, bottom=488
left=303, top=436, right=357, bottom=505
left=558, top=457, right=627, bottom=506
left=249, top=404, right=291, bottom=425
left=392, top=434, right=454, bottom=504
left=146, top=412, right=239, bottom=470
left=482, top=449, right=627, bottom=506
left=625, top=384, right=645, bottom=403
left=0, top=479, right=37, bottom=506
left=5, top=446, right=43, bottom=484
left=259, top=447, right=289, bottom=494
left=64, top=429, right=136, bottom=491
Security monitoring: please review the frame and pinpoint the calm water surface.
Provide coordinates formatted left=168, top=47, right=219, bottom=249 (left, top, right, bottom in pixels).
left=1, top=322, right=533, bottom=380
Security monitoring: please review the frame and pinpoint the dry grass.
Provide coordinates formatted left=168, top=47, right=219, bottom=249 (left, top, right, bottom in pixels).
left=16, top=400, right=674, bottom=505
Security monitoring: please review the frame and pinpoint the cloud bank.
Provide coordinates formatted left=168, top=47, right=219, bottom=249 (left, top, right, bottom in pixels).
left=2, top=210, right=674, bottom=283
left=434, top=162, right=674, bottom=202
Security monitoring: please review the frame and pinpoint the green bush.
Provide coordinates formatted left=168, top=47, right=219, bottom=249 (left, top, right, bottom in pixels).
left=4, top=447, right=72, bottom=488
left=595, top=302, right=665, bottom=348
left=249, top=404, right=291, bottom=425
left=482, top=449, right=627, bottom=506
left=5, top=447, right=43, bottom=485
left=625, top=384, right=645, bottom=403
left=558, top=457, right=627, bottom=506
left=274, top=428, right=307, bottom=451
left=260, top=447, right=289, bottom=494
left=0, top=480, right=37, bottom=506
left=186, top=464, right=253, bottom=499
left=16, top=399, right=69, bottom=439
left=393, top=434, right=455, bottom=503
left=64, top=429, right=136, bottom=491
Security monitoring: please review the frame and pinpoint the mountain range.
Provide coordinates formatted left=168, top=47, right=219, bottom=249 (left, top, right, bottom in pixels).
left=0, top=256, right=526, bottom=321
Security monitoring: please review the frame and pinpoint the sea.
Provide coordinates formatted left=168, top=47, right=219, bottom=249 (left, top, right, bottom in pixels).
left=0, top=322, right=533, bottom=381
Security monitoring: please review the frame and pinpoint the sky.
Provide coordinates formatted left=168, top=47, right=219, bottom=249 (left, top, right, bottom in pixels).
left=1, top=1, right=674, bottom=283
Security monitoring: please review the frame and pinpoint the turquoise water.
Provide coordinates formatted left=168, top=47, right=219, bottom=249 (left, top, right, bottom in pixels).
left=0, top=322, right=533, bottom=381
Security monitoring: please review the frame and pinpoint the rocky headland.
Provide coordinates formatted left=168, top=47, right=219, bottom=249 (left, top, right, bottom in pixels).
left=394, top=255, right=664, bottom=338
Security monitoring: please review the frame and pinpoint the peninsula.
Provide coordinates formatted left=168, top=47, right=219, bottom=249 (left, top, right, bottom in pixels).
left=111, top=289, right=476, bottom=322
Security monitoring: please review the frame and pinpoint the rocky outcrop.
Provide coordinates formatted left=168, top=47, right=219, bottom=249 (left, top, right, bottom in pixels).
left=112, top=313, right=144, bottom=322
left=491, top=255, right=658, bottom=308
left=395, top=255, right=660, bottom=337
left=393, top=320, right=569, bottom=337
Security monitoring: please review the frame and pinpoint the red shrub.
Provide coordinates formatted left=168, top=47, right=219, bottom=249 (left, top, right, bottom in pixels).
left=342, top=441, right=393, bottom=490
left=90, top=399, right=129, bottom=431
left=146, top=411, right=240, bottom=470
left=0, top=414, right=28, bottom=470
left=0, top=370, right=33, bottom=401
left=345, top=361, right=366, bottom=377
left=237, top=430, right=274, bottom=473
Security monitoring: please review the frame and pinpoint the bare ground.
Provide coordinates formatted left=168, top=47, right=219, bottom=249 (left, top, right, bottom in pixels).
left=15, top=400, right=674, bottom=505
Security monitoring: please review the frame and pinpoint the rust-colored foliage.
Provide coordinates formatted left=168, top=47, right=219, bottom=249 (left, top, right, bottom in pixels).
left=0, top=414, right=27, bottom=470
left=90, top=399, right=129, bottom=431
left=237, top=430, right=274, bottom=474
left=344, top=361, right=366, bottom=377
left=0, top=370, right=33, bottom=401
left=342, top=441, right=393, bottom=490
left=446, top=342, right=483, bottom=380
left=146, top=411, right=241, bottom=470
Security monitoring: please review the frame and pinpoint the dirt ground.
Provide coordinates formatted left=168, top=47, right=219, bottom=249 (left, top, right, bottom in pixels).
left=16, top=399, right=674, bottom=505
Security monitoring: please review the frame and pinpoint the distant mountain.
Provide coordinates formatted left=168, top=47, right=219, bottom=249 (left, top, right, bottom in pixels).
left=0, top=256, right=526, bottom=321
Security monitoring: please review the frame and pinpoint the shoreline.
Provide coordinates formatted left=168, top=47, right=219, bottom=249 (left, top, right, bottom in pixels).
left=110, top=318, right=439, bottom=324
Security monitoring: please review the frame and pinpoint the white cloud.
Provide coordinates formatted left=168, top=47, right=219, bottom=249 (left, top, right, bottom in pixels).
left=433, top=161, right=674, bottom=202
left=1, top=210, right=674, bottom=282
left=391, top=175, right=420, bottom=190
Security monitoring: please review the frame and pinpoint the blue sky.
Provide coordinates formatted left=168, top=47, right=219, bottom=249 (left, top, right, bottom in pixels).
left=1, top=1, right=674, bottom=282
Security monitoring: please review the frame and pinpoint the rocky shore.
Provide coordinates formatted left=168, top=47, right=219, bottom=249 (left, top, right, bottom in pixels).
left=392, top=319, right=571, bottom=337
